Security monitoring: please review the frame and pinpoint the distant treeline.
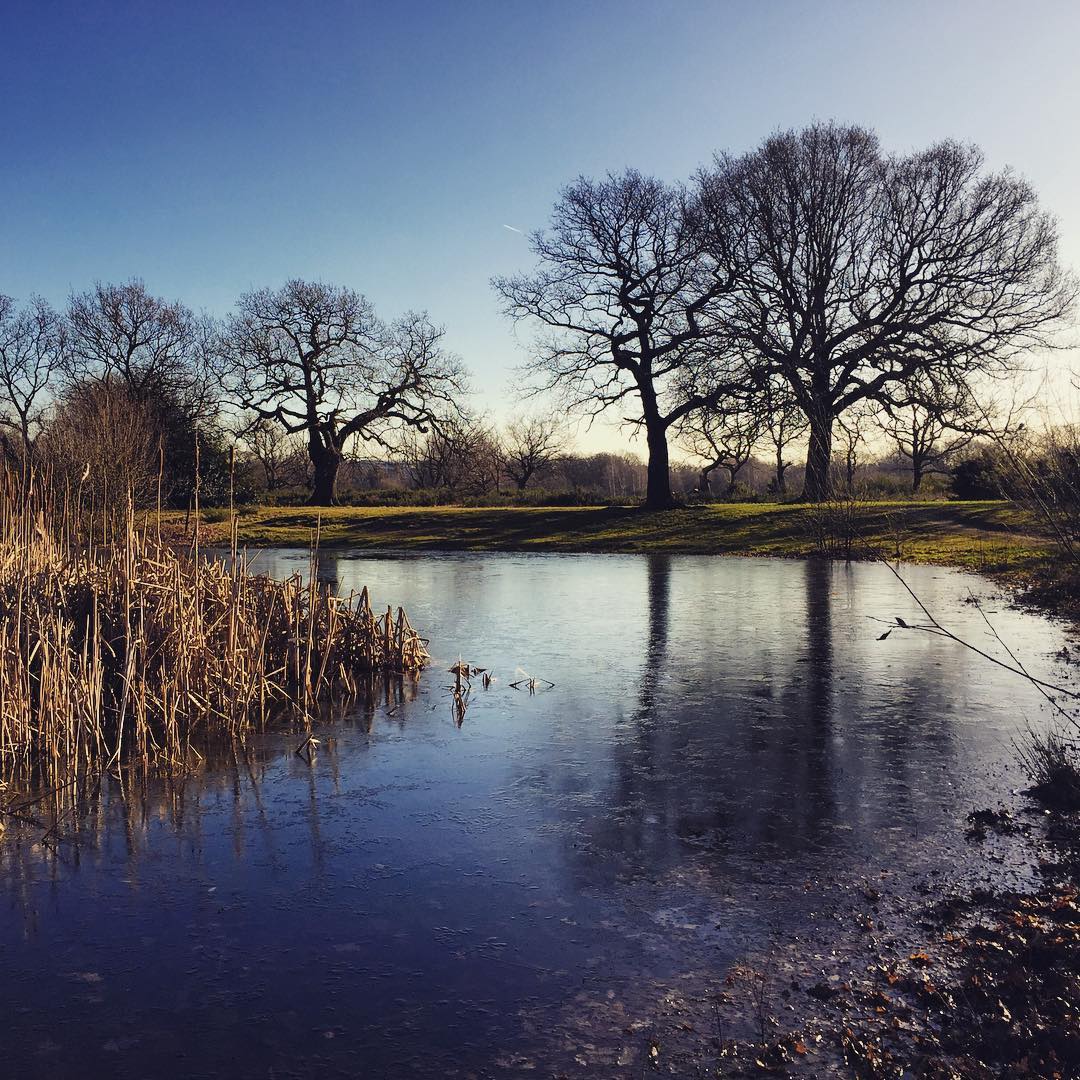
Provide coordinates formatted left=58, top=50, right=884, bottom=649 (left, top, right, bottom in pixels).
left=0, top=275, right=1055, bottom=513
left=1, top=124, right=1074, bottom=510
left=244, top=442, right=1007, bottom=508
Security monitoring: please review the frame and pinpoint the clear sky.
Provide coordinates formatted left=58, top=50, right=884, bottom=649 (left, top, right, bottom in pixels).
left=1, top=0, right=1078, bottom=450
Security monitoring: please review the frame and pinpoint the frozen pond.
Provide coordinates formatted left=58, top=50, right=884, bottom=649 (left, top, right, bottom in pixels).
left=0, top=552, right=1072, bottom=1077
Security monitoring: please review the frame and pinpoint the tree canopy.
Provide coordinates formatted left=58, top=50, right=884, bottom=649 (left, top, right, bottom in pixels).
left=696, top=123, right=1075, bottom=498
left=220, top=280, right=466, bottom=504
left=494, top=169, right=739, bottom=509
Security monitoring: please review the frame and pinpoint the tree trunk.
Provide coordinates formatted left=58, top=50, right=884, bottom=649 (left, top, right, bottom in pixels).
left=699, top=468, right=712, bottom=496
left=309, top=441, right=342, bottom=505
left=911, top=456, right=924, bottom=493
left=774, top=449, right=787, bottom=495
left=644, top=421, right=675, bottom=510
left=802, top=411, right=834, bottom=502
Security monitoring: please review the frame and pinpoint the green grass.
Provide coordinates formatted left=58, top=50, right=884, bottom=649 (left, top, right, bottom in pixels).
left=162, top=500, right=1052, bottom=574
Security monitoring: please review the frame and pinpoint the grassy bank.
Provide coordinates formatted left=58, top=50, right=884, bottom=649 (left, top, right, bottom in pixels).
left=169, top=500, right=1050, bottom=572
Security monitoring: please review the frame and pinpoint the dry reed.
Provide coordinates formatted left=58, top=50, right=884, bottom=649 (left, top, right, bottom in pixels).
left=0, top=486, right=429, bottom=780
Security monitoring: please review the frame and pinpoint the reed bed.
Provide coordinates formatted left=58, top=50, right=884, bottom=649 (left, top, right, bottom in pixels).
left=0, top=491, right=429, bottom=780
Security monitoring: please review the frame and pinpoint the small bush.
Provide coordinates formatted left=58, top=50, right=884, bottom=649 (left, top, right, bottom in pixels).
left=720, top=481, right=762, bottom=503
left=1018, top=728, right=1080, bottom=811
left=803, top=494, right=862, bottom=559
left=950, top=450, right=1003, bottom=500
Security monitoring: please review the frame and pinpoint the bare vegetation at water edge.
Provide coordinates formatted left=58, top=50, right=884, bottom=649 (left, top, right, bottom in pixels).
left=0, top=484, right=429, bottom=783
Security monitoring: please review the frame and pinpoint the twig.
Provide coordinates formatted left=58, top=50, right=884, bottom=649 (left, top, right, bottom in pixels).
left=877, top=559, right=1080, bottom=701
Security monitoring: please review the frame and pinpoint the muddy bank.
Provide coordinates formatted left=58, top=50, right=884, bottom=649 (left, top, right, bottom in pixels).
left=692, top=790, right=1080, bottom=1078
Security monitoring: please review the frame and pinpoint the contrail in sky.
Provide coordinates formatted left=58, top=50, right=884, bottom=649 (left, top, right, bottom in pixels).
left=501, top=224, right=523, bottom=234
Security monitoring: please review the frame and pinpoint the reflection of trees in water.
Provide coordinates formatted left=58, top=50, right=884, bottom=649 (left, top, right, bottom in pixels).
left=313, top=550, right=345, bottom=597
left=770, top=558, right=837, bottom=848
left=0, top=672, right=422, bottom=900
left=637, top=554, right=672, bottom=720
left=569, top=559, right=963, bottom=885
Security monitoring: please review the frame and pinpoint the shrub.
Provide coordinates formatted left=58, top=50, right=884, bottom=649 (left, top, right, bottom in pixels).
left=803, top=493, right=862, bottom=559
left=720, top=481, right=762, bottom=503
left=1018, top=728, right=1080, bottom=811
left=950, top=449, right=1003, bottom=500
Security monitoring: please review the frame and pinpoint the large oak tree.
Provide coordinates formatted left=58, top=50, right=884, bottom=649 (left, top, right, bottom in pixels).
left=221, top=280, right=465, bottom=505
left=494, top=170, right=739, bottom=510
left=698, top=124, right=1074, bottom=500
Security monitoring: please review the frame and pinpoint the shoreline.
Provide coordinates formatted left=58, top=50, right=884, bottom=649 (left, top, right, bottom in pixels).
left=168, top=499, right=1075, bottom=627
left=168, top=499, right=1047, bottom=565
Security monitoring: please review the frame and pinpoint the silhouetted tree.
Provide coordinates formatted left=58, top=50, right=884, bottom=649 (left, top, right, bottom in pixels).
left=879, top=374, right=977, bottom=492
left=494, top=170, right=739, bottom=509
left=64, top=280, right=222, bottom=504
left=0, top=295, right=65, bottom=471
left=697, top=124, right=1074, bottom=500
left=231, top=416, right=309, bottom=491
left=834, top=404, right=874, bottom=494
left=502, top=413, right=566, bottom=491
left=556, top=451, right=649, bottom=501
left=678, top=399, right=763, bottom=496
left=221, top=280, right=466, bottom=504
left=402, top=417, right=501, bottom=497
left=65, top=279, right=216, bottom=423
left=758, top=376, right=807, bottom=495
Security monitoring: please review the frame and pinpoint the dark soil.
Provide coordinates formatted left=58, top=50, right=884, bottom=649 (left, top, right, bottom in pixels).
left=707, top=799, right=1080, bottom=1078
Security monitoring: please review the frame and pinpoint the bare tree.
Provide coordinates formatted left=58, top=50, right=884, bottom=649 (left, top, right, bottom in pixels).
left=66, top=279, right=216, bottom=423
left=679, top=399, right=763, bottom=496
left=557, top=451, right=649, bottom=500
left=0, top=295, right=65, bottom=471
left=697, top=124, right=1075, bottom=500
left=63, top=280, right=224, bottom=505
left=221, top=280, right=466, bottom=505
left=402, top=417, right=501, bottom=497
left=231, top=415, right=309, bottom=491
left=758, top=376, right=807, bottom=495
left=402, top=423, right=461, bottom=491
left=502, top=413, right=566, bottom=491
left=39, top=381, right=159, bottom=511
left=459, top=420, right=504, bottom=497
left=834, top=403, right=875, bottom=493
left=493, top=170, right=739, bottom=509
left=879, top=374, right=978, bottom=492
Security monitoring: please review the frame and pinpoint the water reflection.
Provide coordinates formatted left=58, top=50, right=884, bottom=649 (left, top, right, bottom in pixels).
left=574, top=558, right=987, bottom=888
left=637, top=553, right=672, bottom=718
left=0, top=552, right=1068, bottom=1079
left=0, top=672, right=422, bottom=876
left=313, top=548, right=344, bottom=596
left=802, top=557, right=835, bottom=730
left=780, top=558, right=837, bottom=848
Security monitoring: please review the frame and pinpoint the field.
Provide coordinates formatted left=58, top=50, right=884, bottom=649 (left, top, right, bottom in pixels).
left=172, top=500, right=1050, bottom=572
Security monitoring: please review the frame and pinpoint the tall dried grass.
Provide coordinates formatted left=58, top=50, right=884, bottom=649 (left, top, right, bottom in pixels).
left=0, top=482, right=429, bottom=781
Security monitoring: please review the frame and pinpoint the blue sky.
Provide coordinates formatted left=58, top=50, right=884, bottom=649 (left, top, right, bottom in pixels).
left=1, top=0, right=1078, bottom=448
